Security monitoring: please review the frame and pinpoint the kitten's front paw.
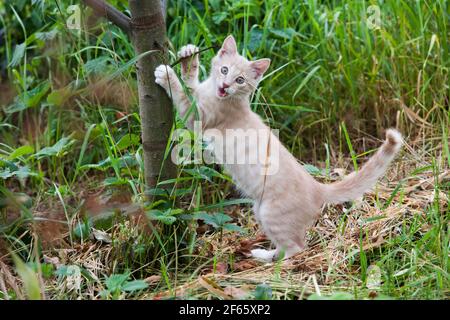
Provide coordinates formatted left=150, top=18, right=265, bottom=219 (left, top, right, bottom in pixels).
left=154, top=65, right=176, bottom=92
left=178, top=44, right=199, bottom=59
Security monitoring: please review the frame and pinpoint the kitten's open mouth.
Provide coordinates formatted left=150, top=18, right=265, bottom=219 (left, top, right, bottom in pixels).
left=217, top=87, right=228, bottom=98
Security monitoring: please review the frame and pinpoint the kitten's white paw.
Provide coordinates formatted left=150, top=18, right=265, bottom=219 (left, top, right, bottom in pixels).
left=251, top=249, right=276, bottom=262
left=178, top=44, right=199, bottom=59
left=154, top=65, right=175, bottom=91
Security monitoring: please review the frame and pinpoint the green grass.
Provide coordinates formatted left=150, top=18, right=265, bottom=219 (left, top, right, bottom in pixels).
left=0, top=0, right=448, bottom=300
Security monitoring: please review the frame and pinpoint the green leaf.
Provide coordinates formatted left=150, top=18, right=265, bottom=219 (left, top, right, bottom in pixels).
left=47, top=87, right=72, bottom=107
left=248, top=28, right=263, bottom=52
left=55, top=265, right=83, bottom=278
left=16, top=166, right=33, bottom=180
left=303, top=164, right=323, bottom=175
left=115, top=134, right=140, bottom=151
left=212, top=212, right=233, bottom=226
left=35, top=29, right=58, bottom=41
left=269, top=28, right=298, bottom=40
left=184, top=166, right=228, bottom=182
left=253, top=283, right=272, bottom=300
left=12, top=253, right=42, bottom=300
left=84, top=56, right=113, bottom=75
left=121, top=280, right=149, bottom=292
left=31, top=0, right=45, bottom=11
left=0, top=165, right=35, bottom=180
left=212, top=12, right=228, bottom=24
left=34, top=137, right=75, bottom=159
left=198, top=198, right=253, bottom=211
left=105, top=273, right=130, bottom=292
left=4, top=100, right=26, bottom=114
left=117, top=154, right=138, bottom=168
left=155, top=215, right=177, bottom=225
left=166, top=208, right=184, bottom=216
left=172, top=188, right=192, bottom=197
left=308, top=292, right=354, bottom=300
left=102, top=177, right=128, bottom=186
left=146, top=188, right=169, bottom=197
left=146, top=209, right=177, bottom=225
left=54, top=265, right=70, bottom=277
left=26, top=262, right=54, bottom=279
left=0, top=168, right=14, bottom=179
left=194, top=212, right=232, bottom=228
left=80, top=157, right=112, bottom=171
left=8, top=145, right=34, bottom=160
left=0, top=158, right=19, bottom=171
left=25, top=81, right=51, bottom=108
left=72, top=220, right=92, bottom=240
left=223, top=223, right=245, bottom=233
left=6, top=81, right=51, bottom=113
left=9, top=43, right=26, bottom=67
left=193, top=212, right=218, bottom=227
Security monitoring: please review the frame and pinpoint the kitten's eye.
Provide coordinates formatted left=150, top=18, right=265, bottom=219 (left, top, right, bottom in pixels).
left=236, top=76, right=245, bottom=84
left=221, top=66, right=228, bottom=75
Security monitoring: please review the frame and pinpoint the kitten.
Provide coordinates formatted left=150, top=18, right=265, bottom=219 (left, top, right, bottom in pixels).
left=154, top=35, right=403, bottom=262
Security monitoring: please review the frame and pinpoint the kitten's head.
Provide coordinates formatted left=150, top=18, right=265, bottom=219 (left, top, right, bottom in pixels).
left=211, top=35, right=270, bottom=99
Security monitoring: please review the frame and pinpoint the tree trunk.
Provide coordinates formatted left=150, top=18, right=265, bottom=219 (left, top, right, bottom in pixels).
left=128, top=0, right=176, bottom=196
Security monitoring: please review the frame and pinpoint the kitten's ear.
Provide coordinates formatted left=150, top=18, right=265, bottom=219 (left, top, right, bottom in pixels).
left=219, top=35, right=237, bottom=56
left=250, top=58, right=271, bottom=79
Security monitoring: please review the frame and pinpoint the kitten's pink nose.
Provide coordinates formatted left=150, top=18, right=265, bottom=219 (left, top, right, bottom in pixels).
left=222, top=82, right=230, bottom=89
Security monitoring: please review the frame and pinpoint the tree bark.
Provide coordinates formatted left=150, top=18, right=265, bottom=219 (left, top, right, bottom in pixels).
left=83, top=0, right=176, bottom=197
left=128, top=0, right=176, bottom=196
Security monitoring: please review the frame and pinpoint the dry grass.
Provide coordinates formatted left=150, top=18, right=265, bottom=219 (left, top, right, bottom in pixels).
left=2, top=138, right=447, bottom=300
left=147, top=154, right=448, bottom=300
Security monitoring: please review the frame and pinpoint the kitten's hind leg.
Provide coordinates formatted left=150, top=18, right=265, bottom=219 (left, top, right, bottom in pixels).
left=273, top=245, right=303, bottom=261
left=250, top=246, right=302, bottom=262
left=250, top=249, right=277, bottom=262
left=255, top=203, right=306, bottom=262
left=178, top=45, right=200, bottom=90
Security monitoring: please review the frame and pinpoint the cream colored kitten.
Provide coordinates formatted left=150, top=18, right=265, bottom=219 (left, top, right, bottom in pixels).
left=154, top=35, right=403, bottom=262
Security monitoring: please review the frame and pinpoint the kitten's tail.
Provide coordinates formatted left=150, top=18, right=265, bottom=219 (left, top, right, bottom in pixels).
left=322, top=129, right=403, bottom=204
